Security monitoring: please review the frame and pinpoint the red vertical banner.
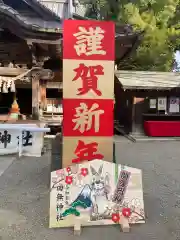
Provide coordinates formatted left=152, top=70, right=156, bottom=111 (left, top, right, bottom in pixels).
left=63, top=20, right=115, bottom=61
left=62, top=20, right=115, bottom=167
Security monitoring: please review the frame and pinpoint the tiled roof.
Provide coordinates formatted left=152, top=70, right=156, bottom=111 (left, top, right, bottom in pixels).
left=116, top=71, right=180, bottom=90
left=0, top=1, right=62, bottom=33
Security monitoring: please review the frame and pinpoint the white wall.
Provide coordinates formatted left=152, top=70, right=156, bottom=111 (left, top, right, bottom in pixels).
left=37, top=0, right=86, bottom=18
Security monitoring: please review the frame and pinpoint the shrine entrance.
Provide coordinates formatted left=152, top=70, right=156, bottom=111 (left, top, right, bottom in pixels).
left=16, top=88, right=32, bottom=115
left=0, top=92, right=14, bottom=114
left=114, top=77, right=133, bottom=134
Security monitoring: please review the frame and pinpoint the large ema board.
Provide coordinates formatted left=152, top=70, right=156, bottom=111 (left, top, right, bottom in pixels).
left=49, top=160, right=145, bottom=232
left=52, top=19, right=145, bottom=234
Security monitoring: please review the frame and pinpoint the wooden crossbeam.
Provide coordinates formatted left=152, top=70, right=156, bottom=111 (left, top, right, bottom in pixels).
left=0, top=67, right=53, bottom=81
left=0, top=67, right=26, bottom=76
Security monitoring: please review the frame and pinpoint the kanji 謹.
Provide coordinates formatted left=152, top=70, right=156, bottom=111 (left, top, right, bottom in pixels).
left=73, top=63, right=103, bottom=96
left=73, top=26, right=106, bottom=56
left=72, top=140, right=104, bottom=163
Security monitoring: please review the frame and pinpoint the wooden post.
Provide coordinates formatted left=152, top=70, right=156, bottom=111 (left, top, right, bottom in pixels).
left=113, top=142, right=116, bottom=163
left=119, top=215, right=130, bottom=232
left=132, top=96, right=136, bottom=134
left=40, top=80, right=47, bottom=110
left=32, top=73, right=40, bottom=120
left=74, top=217, right=82, bottom=236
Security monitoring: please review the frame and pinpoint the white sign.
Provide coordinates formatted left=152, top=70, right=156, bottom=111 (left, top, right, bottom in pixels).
left=47, top=104, right=53, bottom=113
left=158, top=97, right=167, bottom=111
left=169, top=97, right=179, bottom=113
left=149, top=99, right=156, bottom=109
left=0, top=124, right=44, bottom=157
left=47, top=104, right=63, bottom=114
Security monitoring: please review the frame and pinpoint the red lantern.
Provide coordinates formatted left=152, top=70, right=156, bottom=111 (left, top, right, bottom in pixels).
left=111, top=213, right=120, bottom=223
left=122, top=208, right=131, bottom=218
left=65, top=176, right=73, bottom=184
left=81, top=168, right=88, bottom=177
left=66, top=167, right=71, bottom=173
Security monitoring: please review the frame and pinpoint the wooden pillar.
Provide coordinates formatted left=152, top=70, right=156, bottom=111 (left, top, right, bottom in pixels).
left=132, top=96, right=136, bottom=134
left=32, top=73, right=40, bottom=120
left=132, top=97, right=145, bottom=134
left=40, top=80, right=47, bottom=110
left=126, top=94, right=134, bottom=134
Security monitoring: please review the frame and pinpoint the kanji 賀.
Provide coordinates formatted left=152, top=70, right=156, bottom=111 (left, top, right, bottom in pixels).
left=72, top=102, right=104, bottom=133
left=72, top=140, right=104, bottom=163
left=73, top=63, right=103, bottom=96
left=73, top=26, right=106, bottom=56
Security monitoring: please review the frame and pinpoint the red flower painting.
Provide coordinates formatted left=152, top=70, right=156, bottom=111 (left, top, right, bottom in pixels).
left=111, top=213, right=120, bottom=223
left=122, top=208, right=131, bottom=218
left=65, top=176, right=73, bottom=184
left=81, top=168, right=88, bottom=177
left=66, top=167, right=71, bottom=173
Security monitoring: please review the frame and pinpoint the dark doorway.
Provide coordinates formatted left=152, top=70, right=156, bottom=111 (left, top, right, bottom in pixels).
left=47, top=89, right=62, bottom=99
left=0, top=92, right=14, bottom=114
left=114, top=79, right=133, bottom=134
left=16, top=88, right=32, bottom=115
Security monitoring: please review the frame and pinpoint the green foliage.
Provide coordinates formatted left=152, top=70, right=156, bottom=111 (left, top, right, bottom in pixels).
left=83, top=0, right=180, bottom=71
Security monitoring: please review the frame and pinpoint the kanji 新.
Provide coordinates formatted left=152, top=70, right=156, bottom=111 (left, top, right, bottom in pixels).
left=72, top=102, right=104, bottom=133
left=63, top=99, right=114, bottom=137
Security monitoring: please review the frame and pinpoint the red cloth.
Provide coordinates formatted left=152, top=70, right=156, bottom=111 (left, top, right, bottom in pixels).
left=144, top=121, right=180, bottom=137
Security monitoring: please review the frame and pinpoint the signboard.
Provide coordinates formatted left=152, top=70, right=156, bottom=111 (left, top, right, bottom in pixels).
left=169, top=97, right=179, bottom=113
left=158, top=97, right=167, bottom=111
left=149, top=99, right=156, bottom=109
left=62, top=20, right=115, bottom=167
left=49, top=159, right=145, bottom=228
left=0, top=124, right=44, bottom=157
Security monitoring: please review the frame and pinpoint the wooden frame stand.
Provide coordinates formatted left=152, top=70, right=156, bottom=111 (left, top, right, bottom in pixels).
left=74, top=218, right=82, bottom=236
left=73, top=216, right=130, bottom=236
left=119, top=216, right=130, bottom=233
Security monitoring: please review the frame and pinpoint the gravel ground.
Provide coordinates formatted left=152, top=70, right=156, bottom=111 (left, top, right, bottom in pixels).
left=1, top=138, right=180, bottom=240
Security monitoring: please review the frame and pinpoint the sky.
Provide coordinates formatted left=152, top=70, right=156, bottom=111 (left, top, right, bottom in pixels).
left=175, top=51, right=180, bottom=68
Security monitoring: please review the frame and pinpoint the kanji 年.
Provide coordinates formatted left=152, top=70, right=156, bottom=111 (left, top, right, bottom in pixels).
left=73, top=63, right=103, bottom=96
left=72, top=140, right=104, bottom=163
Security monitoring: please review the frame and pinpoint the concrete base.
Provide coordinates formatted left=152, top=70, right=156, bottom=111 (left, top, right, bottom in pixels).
left=130, top=133, right=180, bottom=142
left=0, top=157, right=15, bottom=177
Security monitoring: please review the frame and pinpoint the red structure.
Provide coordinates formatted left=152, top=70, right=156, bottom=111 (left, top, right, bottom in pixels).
left=144, top=121, right=180, bottom=137
left=62, top=19, right=115, bottom=167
